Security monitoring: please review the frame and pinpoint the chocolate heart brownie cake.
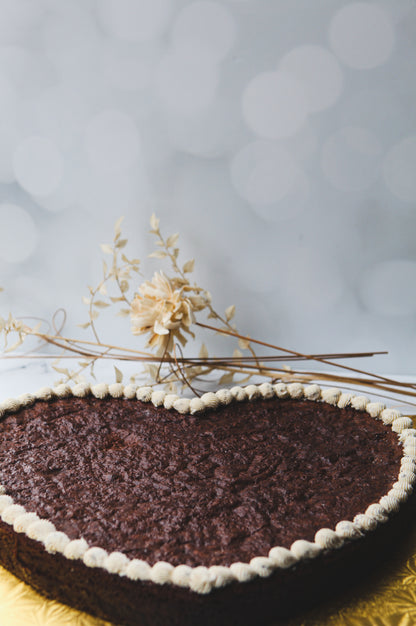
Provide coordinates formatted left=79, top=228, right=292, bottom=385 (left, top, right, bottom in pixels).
left=0, top=381, right=414, bottom=625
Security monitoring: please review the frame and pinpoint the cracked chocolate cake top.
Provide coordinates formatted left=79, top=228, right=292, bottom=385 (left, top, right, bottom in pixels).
left=0, top=394, right=402, bottom=567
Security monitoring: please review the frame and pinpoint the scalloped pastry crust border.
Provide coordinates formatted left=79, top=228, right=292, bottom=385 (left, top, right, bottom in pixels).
left=0, top=381, right=415, bottom=595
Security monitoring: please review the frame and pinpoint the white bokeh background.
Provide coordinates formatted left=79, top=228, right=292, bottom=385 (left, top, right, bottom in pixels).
left=0, top=0, right=416, bottom=374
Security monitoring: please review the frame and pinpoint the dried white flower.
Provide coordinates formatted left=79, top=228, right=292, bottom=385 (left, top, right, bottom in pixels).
left=131, top=271, right=207, bottom=355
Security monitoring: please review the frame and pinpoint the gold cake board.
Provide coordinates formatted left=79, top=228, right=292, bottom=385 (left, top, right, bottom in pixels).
left=1, top=525, right=416, bottom=626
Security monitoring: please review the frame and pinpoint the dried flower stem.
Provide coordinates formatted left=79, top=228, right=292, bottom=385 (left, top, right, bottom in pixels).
left=196, top=321, right=416, bottom=391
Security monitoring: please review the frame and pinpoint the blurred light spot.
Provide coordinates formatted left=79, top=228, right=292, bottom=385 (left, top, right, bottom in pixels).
left=321, top=126, right=382, bottom=191
left=383, top=135, right=416, bottom=203
left=279, top=45, right=343, bottom=113
left=329, top=3, right=395, bottom=69
left=97, top=0, right=172, bottom=42
left=230, top=141, right=299, bottom=205
left=359, top=260, right=416, bottom=316
left=85, top=110, right=140, bottom=172
left=0, top=203, right=37, bottom=263
left=172, top=1, right=236, bottom=63
left=13, top=136, right=63, bottom=196
left=242, top=71, right=308, bottom=139
left=155, top=43, right=218, bottom=115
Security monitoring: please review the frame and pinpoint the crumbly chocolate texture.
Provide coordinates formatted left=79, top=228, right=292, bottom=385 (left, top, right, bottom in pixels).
left=0, top=395, right=402, bottom=567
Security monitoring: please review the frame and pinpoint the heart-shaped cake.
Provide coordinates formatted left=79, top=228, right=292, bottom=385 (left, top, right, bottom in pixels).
left=0, top=381, right=414, bottom=625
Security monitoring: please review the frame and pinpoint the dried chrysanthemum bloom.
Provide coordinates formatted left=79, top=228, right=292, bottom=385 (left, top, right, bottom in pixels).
left=131, top=271, right=207, bottom=355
